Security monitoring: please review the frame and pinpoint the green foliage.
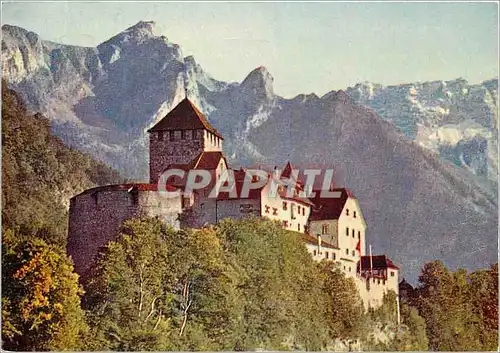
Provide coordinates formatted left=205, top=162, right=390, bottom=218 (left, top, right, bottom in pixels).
left=217, top=217, right=330, bottom=350
left=468, top=263, right=498, bottom=350
left=319, top=261, right=365, bottom=341
left=2, top=228, right=88, bottom=351
left=1, top=83, right=120, bottom=246
left=83, top=217, right=333, bottom=350
left=370, top=290, right=398, bottom=326
left=412, top=260, right=498, bottom=351
left=83, top=218, right=244, bottom=351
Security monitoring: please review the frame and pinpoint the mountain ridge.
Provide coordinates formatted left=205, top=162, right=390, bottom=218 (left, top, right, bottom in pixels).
left=2, top=22, right=497, bottom=280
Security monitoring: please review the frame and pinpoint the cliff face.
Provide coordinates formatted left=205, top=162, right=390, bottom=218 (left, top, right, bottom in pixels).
left=2, top=22, right=497, bottom=280
left=1, top=82, right=120, bottom=245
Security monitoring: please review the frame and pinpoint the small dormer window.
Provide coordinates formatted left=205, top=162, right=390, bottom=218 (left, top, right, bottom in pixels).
left=346, top=209, right=350, bottom=216
left=322, top=224, right=329, bottom=235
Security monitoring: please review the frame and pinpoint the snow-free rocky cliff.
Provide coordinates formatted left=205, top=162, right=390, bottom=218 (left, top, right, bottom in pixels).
left=2, top=21, right=498, bottom=280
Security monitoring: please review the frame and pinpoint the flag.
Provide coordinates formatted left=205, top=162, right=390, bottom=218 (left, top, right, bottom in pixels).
left=356, top=240, right=361, bottom=252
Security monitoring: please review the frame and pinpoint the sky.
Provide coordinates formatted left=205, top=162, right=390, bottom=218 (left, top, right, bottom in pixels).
left=2, top=1, right=498, bottom=97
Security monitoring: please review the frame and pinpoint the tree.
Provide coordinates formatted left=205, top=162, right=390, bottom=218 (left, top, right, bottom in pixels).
left=2, top=229, right=87, bottom=351
left=83, top=217, right=244, bottom=351
left=379, top=303, right=429, bottom=351
left=1, top=83, right=120, bottom=247
left=319, top=261, right=365, bottom=341
left=414, top=260, right=481, bottom=351
left=468, top=263, right=498, bottom=350
left=216, top=217, right=329, bottom=350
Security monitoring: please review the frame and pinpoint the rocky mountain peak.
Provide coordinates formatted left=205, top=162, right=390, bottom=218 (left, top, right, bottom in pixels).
left=240, top=66, right=274, bottom=100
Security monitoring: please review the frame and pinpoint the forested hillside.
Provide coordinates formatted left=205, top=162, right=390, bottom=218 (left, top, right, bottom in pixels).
left=1, top=82, right=120, bottom=246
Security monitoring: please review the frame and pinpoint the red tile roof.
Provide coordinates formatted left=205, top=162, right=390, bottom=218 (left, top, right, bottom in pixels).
left=359, top=255, right=399, bottom=270
left=216, top=176, right=266, bottom=200
left=280, top=161, right=294, bottom=179
left=309, top=188, right=355, bottom=221
left=148, top=98, right=223, bottom=139
left=190, top=151, right=226, bottom=170
left=279, top=190, right=315, bottom=206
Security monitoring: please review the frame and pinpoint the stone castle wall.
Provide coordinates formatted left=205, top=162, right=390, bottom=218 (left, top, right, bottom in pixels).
left=149, top=129, right=205, bottom=183
left=67, top=187, right=182, bottom=276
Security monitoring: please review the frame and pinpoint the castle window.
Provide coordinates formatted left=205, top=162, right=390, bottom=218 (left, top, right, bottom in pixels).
left=297, top=224, right=301, bottom=232
left=352, top=229, right=355, bottom=237
left=343, top=266, right=346, bottom=270
left=358, top=231, right=361, bottom=239
left=377, top=279, right=380, bottom=285
left=346, top=248, right=349, bottom=255
left=325, top=252, right=329, bottom=259
left=272, top=207, right=278, bottom=216
left=322, top=224, right=329, bottom=235
left=169, top=131, right=174, bottom=141
left=333, top=253, right=336, bottom=260
left=349, top=267, right=351, bottom=272
left=354, top=211, right=357, bottom=218
left=352, top=250, right=355, bottom=256
left=302, top=208, right=305, bottom=216
left=283, top=201, right=287, bottom=210
left=390, top=271, right=395, bottom=277
left=346, top=227, right=349, bottom=236
left=265, top=205, right=270, bottom=214
left=346, top=209, right=349, bottom=216
left=283, top=220, right=288, bottom=228
left=313, top=250, right=317, bottom=256
left=181, top=130, right=186, bottom=140
left=158, top=131, right=164, bottom=141
left=291, top=204, right=296, bottom=219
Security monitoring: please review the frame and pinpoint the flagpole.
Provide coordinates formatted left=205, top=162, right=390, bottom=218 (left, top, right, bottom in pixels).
left=369, top=244, right=373, bottom=275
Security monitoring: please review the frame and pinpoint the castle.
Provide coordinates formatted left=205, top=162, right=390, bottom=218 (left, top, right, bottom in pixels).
left=68, top=98, right=399, bottom=310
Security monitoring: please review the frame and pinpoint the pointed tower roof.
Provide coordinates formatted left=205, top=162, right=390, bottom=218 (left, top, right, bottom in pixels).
left=148, top=98, right=223, bottom=139
left=280, top=161, right=294, bottom=179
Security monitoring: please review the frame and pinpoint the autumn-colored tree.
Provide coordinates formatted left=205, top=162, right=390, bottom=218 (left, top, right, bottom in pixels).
left=2, top=229, right=87, bottom=351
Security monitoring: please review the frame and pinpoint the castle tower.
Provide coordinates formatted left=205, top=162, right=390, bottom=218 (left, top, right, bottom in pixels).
left=148, top=98, right=223, bottom=183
